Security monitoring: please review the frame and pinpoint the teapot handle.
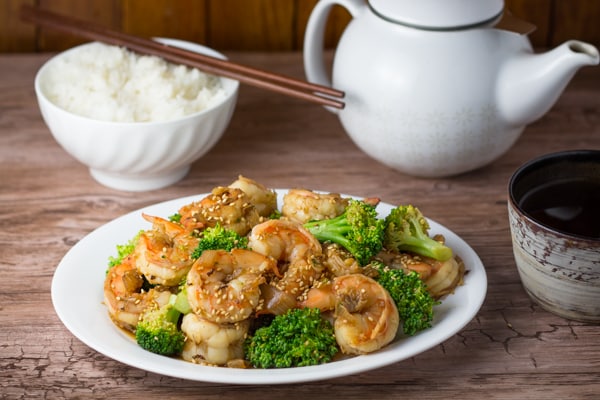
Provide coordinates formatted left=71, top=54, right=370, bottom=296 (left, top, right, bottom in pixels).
left=303, top=0, right=365, bottom=113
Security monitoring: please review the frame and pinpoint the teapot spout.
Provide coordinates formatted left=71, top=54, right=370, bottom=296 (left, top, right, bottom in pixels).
left=497, top=40, right=599, bottom=127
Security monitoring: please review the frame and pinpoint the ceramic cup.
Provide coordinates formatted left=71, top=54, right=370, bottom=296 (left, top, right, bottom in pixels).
left=508, top=149, right=600, bottom=322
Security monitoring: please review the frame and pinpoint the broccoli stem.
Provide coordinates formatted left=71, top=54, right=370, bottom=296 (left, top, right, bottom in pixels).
left=173, top=286, right=192, bottom=314
left=305, top=217, right=352, bottom=247
left=398, top=233, right=452, bottom=261
left=164, top=296, right=182, bottom=324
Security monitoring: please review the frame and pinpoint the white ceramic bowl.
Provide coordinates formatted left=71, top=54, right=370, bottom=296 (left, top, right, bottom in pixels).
left=35, top=38, right=239, bottom=191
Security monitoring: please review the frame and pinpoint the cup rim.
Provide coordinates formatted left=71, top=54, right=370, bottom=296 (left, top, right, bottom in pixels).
left=508, top=149, right=600, bottom=242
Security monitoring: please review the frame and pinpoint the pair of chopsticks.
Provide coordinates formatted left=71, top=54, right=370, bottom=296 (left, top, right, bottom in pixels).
left=20, top=5, right=345, bottom=109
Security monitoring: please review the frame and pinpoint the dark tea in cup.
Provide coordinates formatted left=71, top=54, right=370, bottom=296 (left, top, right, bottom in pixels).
left=518, top=178, right=600, bottom=239
left=510, top=149, right=600, bottom=239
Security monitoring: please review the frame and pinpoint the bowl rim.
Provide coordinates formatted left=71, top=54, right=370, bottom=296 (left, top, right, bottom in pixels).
left=34, top=38, right=239, bottom=127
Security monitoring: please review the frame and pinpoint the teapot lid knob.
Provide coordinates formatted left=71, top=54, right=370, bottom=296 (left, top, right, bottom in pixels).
left=369, top=0, right=504, bottom=29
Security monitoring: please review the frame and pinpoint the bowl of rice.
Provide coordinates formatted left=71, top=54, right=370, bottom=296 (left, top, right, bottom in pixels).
left=35, top=38, right=238, bottom=191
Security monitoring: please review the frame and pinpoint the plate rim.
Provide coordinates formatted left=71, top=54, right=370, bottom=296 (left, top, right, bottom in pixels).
left=51, top=190, right=487, bottom=384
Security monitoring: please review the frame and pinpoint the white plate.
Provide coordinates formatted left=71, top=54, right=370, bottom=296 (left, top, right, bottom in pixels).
left=51, top=190, right=487, bottom=384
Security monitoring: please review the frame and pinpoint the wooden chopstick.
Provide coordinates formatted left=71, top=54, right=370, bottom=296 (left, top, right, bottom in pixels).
left=20, top=5, right=345, bottom=109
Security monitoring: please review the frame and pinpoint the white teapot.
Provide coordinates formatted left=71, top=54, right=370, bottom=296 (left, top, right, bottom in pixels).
left=304, top=0, right=599, bottom=177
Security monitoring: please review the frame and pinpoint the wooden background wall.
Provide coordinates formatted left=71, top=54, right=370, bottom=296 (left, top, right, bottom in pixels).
left=2, top=0, right=600, bottom=53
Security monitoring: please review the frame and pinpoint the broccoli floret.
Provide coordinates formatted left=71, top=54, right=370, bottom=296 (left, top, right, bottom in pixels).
left=370, top=261, right=437, bottom=336
left=384, top=205, right=452, bottom=261
left=169, top=213, right=182, bottom=223
left=107, top=230, right=143, bottom=270
left=191, top=223, right=248, bottom=259
left=244, top=307, right=338, bottom=368
left=268, top=209, right=282, bottom=219
left=135, top=294, right=185, bottom=356
left=304, top=199, right=385, bottom=266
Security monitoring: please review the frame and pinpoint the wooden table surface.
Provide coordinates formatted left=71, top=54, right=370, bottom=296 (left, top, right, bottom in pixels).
left=1, top=51, right=599, bottom=399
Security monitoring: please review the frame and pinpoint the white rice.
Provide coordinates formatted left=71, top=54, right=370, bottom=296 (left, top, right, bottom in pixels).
left=42, top=42, right=227, bottom=122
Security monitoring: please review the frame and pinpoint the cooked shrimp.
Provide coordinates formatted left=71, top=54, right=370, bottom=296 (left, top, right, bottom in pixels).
left=181, top=313, right=250, bottom=366
left=134, top=213, right=199, bottom=286
left=248, top=219, right=323, bottom=300
left=186, top=249, right=276, bottom=323
left=282, top=188, right=349, bottom=224
left=229, top=175, right=277, bottom=218
left=103, top=257, right=172, bottom=332
left=298, top=243, right=360, bottom=309
left=300, top=280, right=336, bottom=311
left=178, top=186, right=261, bottom=235
left=334, top=274, right=399, bottom=354
left=304, top=273, right=399, bottom=355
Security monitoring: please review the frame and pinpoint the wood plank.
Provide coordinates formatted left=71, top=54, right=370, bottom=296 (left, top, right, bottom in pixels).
left=207, top=0, right=295, bottom=51
left=1, top=51, right=600, bottom=399
left=122, top=0, right=207, bottom=44
left=552, top=0, right=600, bottom=47
left=2, top=0, right=600, bottom=52
left=37, top=0, right=122, bottom=51
left=0, top=0, right=36, bottom=52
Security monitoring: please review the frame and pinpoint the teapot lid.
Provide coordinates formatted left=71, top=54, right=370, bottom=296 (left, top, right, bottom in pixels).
left=369, top=0, right=505, bottom=29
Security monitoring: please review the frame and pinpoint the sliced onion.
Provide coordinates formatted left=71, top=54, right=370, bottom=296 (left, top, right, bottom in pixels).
left=258, top=284, right=297, bottom=315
